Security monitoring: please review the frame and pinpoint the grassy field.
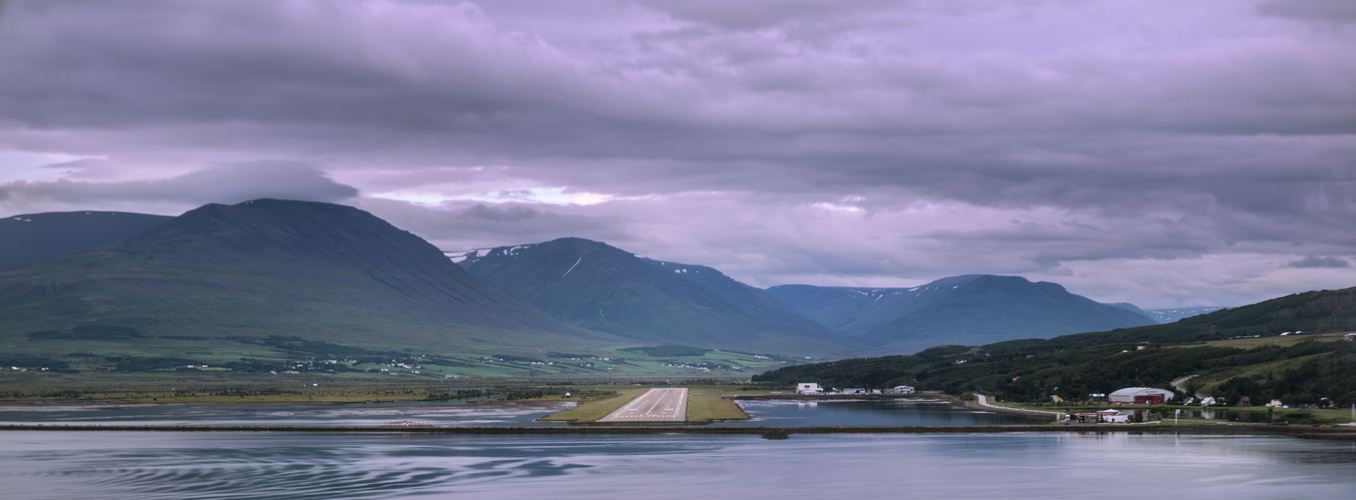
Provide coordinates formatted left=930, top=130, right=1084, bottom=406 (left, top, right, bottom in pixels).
left=0, top=336, right=803, bottom=385
left=537, top=387, right=649, bottom=422
left=684, top=386, right=750, bottom=422
left=1189, top=333, right=1345, bottom=349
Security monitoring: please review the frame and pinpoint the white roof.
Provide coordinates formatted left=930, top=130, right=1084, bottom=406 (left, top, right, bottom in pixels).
left=1109, top=387, right=1172, bottom=397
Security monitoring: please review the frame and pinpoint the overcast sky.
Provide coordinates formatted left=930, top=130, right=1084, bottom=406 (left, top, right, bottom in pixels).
left=1, top=0, right=1353, bottom=308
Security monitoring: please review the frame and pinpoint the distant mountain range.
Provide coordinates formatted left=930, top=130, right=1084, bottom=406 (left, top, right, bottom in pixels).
left=0, top=199, right=1223, bottom=362
left=453, top=238, right=846, bottom=354
left=0, top=211, right=171, bottom=270
left=0, top=199, right=603, bottom=349
left=1107, top=303, right=1226, bottom=323
left=769, top=276, right=1156, bottom=353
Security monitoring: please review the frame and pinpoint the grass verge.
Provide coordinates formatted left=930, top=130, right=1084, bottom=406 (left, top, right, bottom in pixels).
left=538, top=387, right=648, bottom=423
left=685, top=394, right=747, bottom=423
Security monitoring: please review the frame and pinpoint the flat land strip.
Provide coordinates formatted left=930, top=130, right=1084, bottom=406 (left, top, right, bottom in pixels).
left=538, top=387, right=649, bottom=423
left=599, top=388, right=687, bottom=422
left=684, top=387, right=749, bottom=422
left=5, top=424, right=1354, bottom=441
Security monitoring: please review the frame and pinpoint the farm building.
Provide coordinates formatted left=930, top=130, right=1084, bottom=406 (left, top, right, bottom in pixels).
left=1109, top=387, right=1174, bottom=405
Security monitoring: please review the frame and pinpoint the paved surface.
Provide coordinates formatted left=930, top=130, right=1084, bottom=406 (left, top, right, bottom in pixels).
left=974, top=394, right=1062, bottom=417
left=598, top=388, right=688, bottom=422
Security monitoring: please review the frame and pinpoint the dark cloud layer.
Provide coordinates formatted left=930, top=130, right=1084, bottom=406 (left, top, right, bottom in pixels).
left=1257, top=0, right=1356, bottom=25
left=1287, top=256, right=1351, bottom=269
left=0, top=163, right=356, bottom=207
left=0, top=0, right=1352, bottom=307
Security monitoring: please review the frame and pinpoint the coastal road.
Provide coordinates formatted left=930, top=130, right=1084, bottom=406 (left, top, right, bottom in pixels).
left=599, top=388, right=688, bottom=422
left=973, top=394, right=1062, bottom=419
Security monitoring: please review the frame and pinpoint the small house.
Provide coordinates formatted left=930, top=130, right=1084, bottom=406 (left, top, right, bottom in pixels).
left=893, top=385, right=915, bottom=394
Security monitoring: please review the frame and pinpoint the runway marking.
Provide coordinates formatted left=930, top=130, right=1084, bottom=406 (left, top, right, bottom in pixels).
left=598, top=388, right=688, bottom=422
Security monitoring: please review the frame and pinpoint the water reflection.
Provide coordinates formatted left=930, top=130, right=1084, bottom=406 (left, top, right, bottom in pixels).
left=2, top=431, right=1353, bottom=499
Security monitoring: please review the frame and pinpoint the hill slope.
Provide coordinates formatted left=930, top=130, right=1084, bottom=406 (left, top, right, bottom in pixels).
left=768, top=275, right=1156, bottom=354
left=455, top=238, right=848, bottom=354
left=0, top=199, right=601, bottom=349
left=0, top=211, right=171, bottom=270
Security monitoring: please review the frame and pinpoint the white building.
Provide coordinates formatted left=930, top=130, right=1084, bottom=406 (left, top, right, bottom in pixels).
left=796, top=382, right=823, bottom=394
left=893, top=385, right=916, bottom=394
left=842, top=388, right=867, bottom=395
left=1099, top=409, right=1130, bottom=423
left=1109, top=387, right=1174, bottom=405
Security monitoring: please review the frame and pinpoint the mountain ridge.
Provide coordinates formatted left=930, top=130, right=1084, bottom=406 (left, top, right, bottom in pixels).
left=0, top=199, right=603, bottom=349
left=0, top=210, right=172, bottom=270
left=768, top=275, right=1156, bottom=354
left=455, top=237, right=849, bottom=354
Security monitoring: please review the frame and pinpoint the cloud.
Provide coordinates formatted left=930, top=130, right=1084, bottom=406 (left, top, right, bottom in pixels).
left=0, top=0, right=1353, bottom=308
left=1286, top=255, right=1351, bottom=269
left=355, top=197, right=633, bottom=252
left=1257, top=0, right=1356, bottom=25
left=0, top=163, right=357, bottom=214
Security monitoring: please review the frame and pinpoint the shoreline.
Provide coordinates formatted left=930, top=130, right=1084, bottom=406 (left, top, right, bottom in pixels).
left=3, top=423, right=1354, bottom=441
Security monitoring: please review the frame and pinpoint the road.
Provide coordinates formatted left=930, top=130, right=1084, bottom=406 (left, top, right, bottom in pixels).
left=598, top=388, right=688, bottom=422
left=1171, top=375, right=1202, bottom=398
left=973, top=394, right=1063, bottom=418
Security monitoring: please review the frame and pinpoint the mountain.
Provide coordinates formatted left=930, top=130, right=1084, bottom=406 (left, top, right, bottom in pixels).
left=753, top=286, right=1356, bottom=407
left=0, top=199, right=601, bottom=348
left=1144, top=306, right=1226, bottom=323
left=454, top=237, right=847, bottom=354
left=768, top=275, right=1156, bottom=354
left=1106, top=302, right=1223, bottom=323
left=1105, top=302, right=1153, bottom=319
left=0, top=211, right=172, bottom=270
left=759, top=284, right=911, bottom=332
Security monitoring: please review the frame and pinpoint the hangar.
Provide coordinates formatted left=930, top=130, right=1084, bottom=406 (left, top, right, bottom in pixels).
left=1109, top=387, right=1174, bottom=405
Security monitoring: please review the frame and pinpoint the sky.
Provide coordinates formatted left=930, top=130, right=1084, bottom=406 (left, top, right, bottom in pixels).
left=1, top=0, right=1353, bottom=309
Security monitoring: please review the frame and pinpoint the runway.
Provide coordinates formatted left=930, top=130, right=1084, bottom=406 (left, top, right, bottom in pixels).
left=598, top=388, right=688, bottom=422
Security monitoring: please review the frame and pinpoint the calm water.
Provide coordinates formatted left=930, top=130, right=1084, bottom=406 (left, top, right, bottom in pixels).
left=0, top=398, right=1043, bottom=427
left=725, top=398, right=1045, bottom=426
left=2, top=431, right=1354, bottom=499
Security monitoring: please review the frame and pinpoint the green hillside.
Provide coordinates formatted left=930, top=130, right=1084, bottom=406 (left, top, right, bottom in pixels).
left=0, top=211, right=171, bottom=269
left=458, top=237, right=849, bottom=354
left=754, top=287, right=1356, bottom=407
